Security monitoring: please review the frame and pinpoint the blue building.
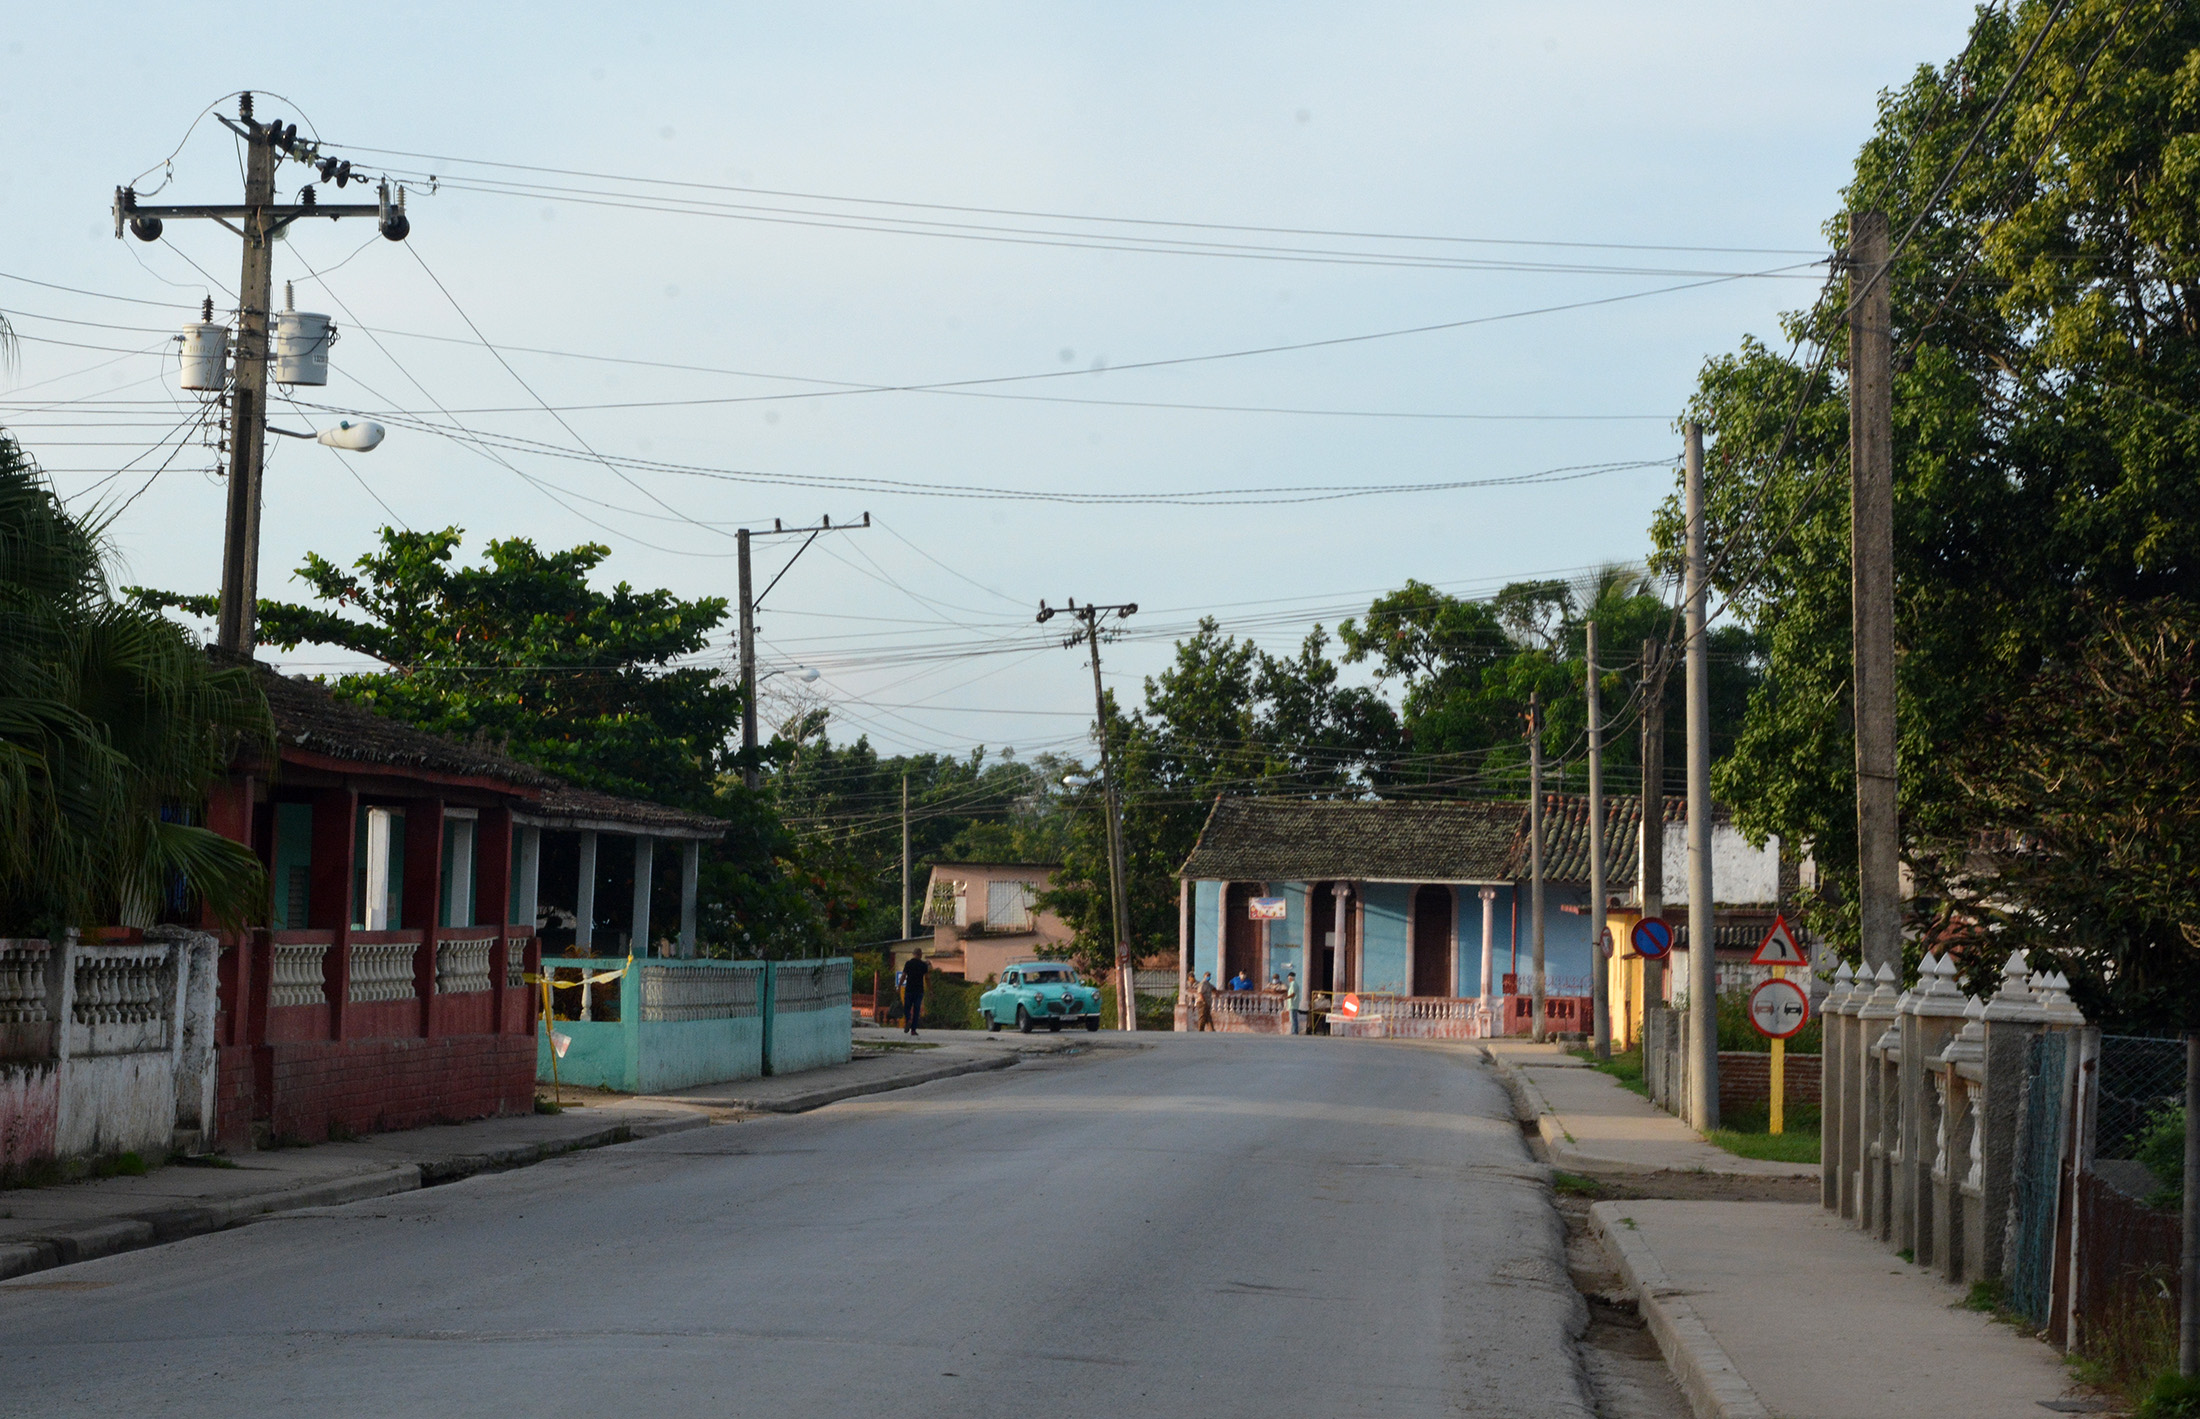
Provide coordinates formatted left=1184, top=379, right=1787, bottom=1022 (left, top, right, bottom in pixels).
left=1175, top=795, right=1685, bottom=1001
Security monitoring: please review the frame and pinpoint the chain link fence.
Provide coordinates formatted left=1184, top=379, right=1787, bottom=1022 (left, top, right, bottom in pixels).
left=2073, top=1034, right=2186, bottom=1389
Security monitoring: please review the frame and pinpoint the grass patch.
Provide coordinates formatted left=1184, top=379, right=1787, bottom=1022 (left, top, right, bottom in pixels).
left=2138, top=1370, right=2200, bottom=1419
left=534, top=1096, right=564, bottom=1114
left=91, top=1151, right=150, bottom=1179
left=860, top=1039, right=942, bottom=1052
left=1705, top=1099, right=1821, bottom=1164
left=1569, top=1044, right=1650, bottom=1097
left=173, top=1153, right=238, bottom=1169
left=1551, top=1171, right=1603, bottom=1199
left=1965, top=1278, right=2005, bottom=1312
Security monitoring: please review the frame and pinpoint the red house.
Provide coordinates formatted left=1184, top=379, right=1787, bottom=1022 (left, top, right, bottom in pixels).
left=205, top=669, right=723, bottom=1148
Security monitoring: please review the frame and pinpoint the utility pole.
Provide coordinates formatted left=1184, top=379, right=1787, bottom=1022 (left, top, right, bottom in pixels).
left=1039, top=598, right=1139, bottom=1032
left=1684, top=422, right=1719, bottom=1131
left=734, top=514, right=869, bottom=791
left=114, top=93, right=408, bottom=657
left=1640, top=636, right=1667, bottom=1011
left=1528, top=690, right=1547, bottom=1043
left=1848, top=210, right=1901, bottom=981
left=1587, top=621, right=1610, bottom=1061
left=901, top=773, right=912, bottom=942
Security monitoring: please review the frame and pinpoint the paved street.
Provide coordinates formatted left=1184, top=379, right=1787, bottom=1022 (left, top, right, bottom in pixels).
left=0, top=1035, right=1588, bottom=1418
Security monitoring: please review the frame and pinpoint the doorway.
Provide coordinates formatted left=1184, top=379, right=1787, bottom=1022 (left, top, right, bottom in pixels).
left=1411, top=885, right=1454, bottom=997
left=1223, top=882, right=1261, bottom=986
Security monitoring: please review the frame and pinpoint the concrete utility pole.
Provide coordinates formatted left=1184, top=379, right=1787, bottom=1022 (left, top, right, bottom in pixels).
left=735, top=514, right=868, bottom=791
left=2185, top=1032, right=2199, bottom=1377
left=1640, top=636, right=1667, bottom=1009
left=1040, top=599, right=1140, bottom=1031
left=1684, top=422, right=1719, bottom=1130
left=114, top=93, right=407, bottom=657
left=1528, top=691, right=1547, bottom=1043
left=1848, top=210, right=1902, bottom=980
left=1586, top=621, right=1610, bottom=1061
left=901, top=773, right=912, bottom=942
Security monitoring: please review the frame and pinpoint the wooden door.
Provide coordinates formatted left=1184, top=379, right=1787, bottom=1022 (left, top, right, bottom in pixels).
left=1412, top=885, right=1453, bottom=998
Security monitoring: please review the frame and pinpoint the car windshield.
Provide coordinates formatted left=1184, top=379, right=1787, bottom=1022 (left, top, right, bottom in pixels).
left=1024, top=968, right=1076, bottom=984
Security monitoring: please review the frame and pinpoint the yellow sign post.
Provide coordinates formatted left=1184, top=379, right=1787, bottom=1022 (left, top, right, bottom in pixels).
left=1769, top=964, right=1786, bottom=1136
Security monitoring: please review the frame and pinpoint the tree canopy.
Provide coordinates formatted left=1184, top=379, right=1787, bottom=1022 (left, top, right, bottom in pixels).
left=1673, top=0, right=2200, bottom=1021
left=0, top=433, right=269, bottom=934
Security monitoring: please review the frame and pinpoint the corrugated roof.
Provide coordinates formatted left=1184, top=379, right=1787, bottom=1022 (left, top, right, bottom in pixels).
left=1177, top=797, right=1520, bottom=882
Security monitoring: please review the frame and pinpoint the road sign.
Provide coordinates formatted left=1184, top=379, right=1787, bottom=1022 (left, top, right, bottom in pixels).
left=1630, top=918, right=1672, bottom=958
left=1597, top=928, right=1614, bottom=959
left=1338, top=993, right=1361, bottom=1019
left=1750, top=914, right=1809, bottom=968
left=1748, top=977, right=1811, bottom=1040
left=1248, top=897, right=1287, bottom=921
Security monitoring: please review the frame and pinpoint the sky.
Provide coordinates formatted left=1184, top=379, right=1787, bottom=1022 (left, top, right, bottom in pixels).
left=0, top=2, right=1976, bottom=763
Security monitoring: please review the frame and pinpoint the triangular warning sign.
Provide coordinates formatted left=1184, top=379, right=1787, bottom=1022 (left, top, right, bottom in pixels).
left=1750, top=914, right=1809, bottom=967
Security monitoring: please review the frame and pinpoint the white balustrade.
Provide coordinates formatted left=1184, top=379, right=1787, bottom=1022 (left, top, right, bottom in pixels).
left=348, top=940, right=418, bottom=1004
left=640, top=963, right=760, bottom=1023
left=0, top=941, right=52, bottom=1024
left=72, top=948, right=171, bottom=1026
left=434, top=935, right=495, bottom=995
left=269, top=942, right=329, bottom=1009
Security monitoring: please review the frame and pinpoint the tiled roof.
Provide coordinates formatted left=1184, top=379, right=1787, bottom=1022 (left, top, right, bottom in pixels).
left=259, top=666, right=723, bottom=838
left=1178, top=792, right=1711, bottom=888
left=259, top=667, right=558, bottom=790
left=1525, top=793, right=1687, bottom=887
left=1177, top=797, right=1521, bottom=883
left=534, top=784, right=726, bottom=839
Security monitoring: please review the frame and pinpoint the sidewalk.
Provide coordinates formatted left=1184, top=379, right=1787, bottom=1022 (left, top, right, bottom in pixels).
left=1482, top=1041, right=2083, bottom=1419
left=0, top=1025, right=1122, bottom=1284
left=1482, top=1039, right=1814, bottom=1179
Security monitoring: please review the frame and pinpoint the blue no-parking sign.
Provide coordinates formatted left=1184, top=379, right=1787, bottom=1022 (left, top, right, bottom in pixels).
left=1630, top=918, right=1673, bottom=958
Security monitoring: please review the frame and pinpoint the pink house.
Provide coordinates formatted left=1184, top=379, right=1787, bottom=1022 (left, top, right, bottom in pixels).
left=908, top=862, right=1072, bottom=983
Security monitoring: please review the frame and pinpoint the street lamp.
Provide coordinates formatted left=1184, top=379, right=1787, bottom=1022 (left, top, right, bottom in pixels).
left=755, top=665, right=821, bottom=684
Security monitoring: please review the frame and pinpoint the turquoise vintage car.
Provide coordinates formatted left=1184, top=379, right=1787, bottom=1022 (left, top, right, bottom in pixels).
left=979, top=962, right=1103, bottom=1034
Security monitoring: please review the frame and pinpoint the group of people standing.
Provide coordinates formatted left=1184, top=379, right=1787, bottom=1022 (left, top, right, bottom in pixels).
left=1186, top=968, right=1302, bottom=1034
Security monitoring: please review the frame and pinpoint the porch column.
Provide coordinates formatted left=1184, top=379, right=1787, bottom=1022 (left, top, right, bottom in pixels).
left=630, top=835, right=656, bottom=956
left=575, top=831, right=598, bottom=952
left=1332, top=885, right=1351, bottom=997
left=403, top=798, right=446, bottom=1038
left=679, top=840, right=700, bottom=958
left=513, top=825, right=541, bottom=929
left=1478, top=888, right=1497, bottom=1000
left=477, top=809, right=514, bottom=1033
left=310, top=788, right=358, bottom=1042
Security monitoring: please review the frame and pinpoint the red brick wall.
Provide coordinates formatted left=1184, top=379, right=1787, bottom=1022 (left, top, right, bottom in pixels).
left=217, top=1035, right=536, bottom=1146
left=1717, top=1050, right=1822, bottom=1109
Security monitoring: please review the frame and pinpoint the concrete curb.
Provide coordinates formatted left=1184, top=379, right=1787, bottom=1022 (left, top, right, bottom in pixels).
left=0, top=1112, right=708, bottom=1284
left=711, top=1053, right=1020, bottom=1112
left=1590, top=1202, right=1769, bottom=1419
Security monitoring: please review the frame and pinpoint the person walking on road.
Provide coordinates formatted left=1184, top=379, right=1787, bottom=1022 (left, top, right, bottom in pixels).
left=1196, top=971, right=1218, bottom=1031
left=897, top=949, right=930, bottom=1036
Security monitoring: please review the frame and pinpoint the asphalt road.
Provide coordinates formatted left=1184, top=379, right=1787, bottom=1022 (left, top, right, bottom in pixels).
left=0, top=1034, right=1592, bottom=1418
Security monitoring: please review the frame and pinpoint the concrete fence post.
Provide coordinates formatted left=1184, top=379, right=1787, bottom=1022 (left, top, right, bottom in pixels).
left=1822, top=963, right=1855, bottom=1213
left=1976, top=951, right=2048, bottom=1283
left=1903, top=953, right=1969, bottom=1267
left=1854, top=963, right=1899, bottom=1234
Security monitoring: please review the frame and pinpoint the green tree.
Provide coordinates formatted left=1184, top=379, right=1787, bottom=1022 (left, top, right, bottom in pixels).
left=1040, top=622, right=1400, bottom=975
left=137, top=526, right=829, bottom=954
left=1674, top=0, right=2200, bottom=979
left=140, top=527, right=741, bottom=807
left=0, top=433, right=270, bottom=934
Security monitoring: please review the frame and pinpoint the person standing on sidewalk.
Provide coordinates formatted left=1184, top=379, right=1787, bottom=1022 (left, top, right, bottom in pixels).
left=897, top=949, right=930, bottom=1036
left=1283, top=969, right=1300, bottom=1034
left=1197, top=972, right=1218, bottom=1031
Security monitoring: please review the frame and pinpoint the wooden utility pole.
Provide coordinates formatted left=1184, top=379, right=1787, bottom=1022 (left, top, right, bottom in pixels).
left=1848, top=210, right=1901, bottom=980
left=1640, top=636, right=1667, bottom=1008
left=1586, top=621, right=1609, bottom=1060
left=734, top=514, right=868, bottom=791
left=901, top=773, right=912, bottom=942
left=115, top=93, right=405, bottom=656
left=1040, top=599, right=1140, bottom=1031
left=1684, top=421, right=1719, bottom=1130
left=738, top=528, right=759, bottom=789
left=1528, top=690, right=1547, bottom=1043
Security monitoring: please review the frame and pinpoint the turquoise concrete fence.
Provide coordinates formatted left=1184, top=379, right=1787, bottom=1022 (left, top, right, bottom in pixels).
left=537, top=957, right=851, bottom=1092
